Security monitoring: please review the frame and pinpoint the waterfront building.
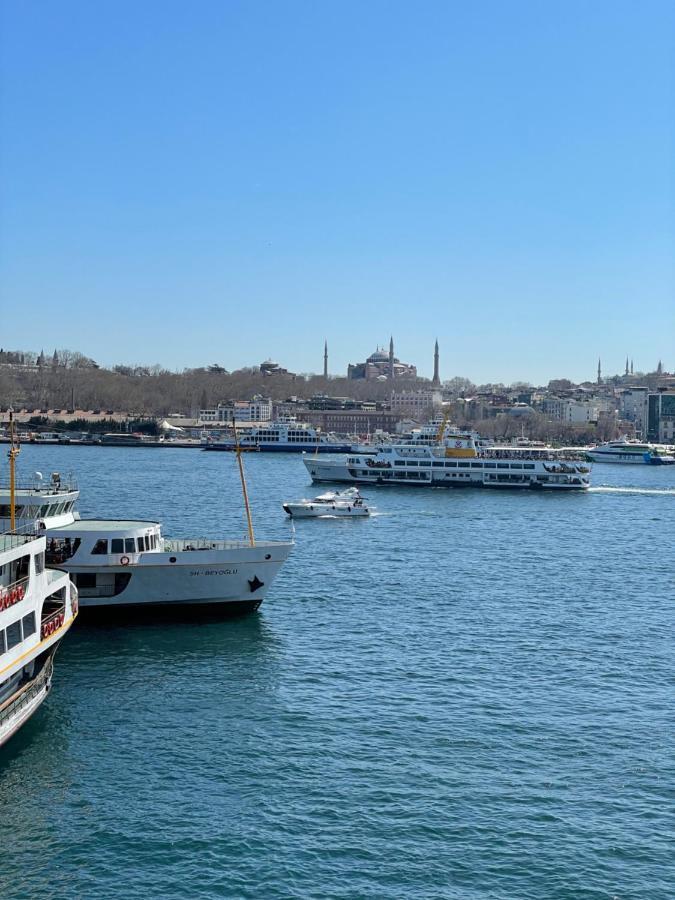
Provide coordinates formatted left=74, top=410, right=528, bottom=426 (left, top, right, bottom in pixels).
left=347, top=338, right=417, bottom=381
left=618, top=387, right=649, bottom=438
left=199, top=396, right=273, bottom=424
left=295, top=408, right=402, bottom=435
left=390, top=389, right=443, bottom=417
left=647, top=390, right=675, bottom=442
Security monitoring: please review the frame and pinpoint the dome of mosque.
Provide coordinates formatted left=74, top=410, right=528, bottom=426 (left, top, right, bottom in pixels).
left=368, top=348, right=390, bottom=363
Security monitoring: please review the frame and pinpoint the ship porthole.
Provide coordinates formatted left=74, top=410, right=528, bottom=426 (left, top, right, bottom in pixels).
left=169, top=556, right=177, bottom=563
left=265, top=554, right=271, bottom=560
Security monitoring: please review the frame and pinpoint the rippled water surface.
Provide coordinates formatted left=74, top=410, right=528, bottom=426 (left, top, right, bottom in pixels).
left=0, top=446, right=673, bottom=899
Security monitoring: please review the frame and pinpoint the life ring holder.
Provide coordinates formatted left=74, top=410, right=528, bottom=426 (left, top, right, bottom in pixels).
left=120, top=555, right=130, bottom=566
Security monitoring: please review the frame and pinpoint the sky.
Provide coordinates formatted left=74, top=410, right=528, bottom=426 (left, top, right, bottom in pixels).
left=1, top=0, right=674, bottom=384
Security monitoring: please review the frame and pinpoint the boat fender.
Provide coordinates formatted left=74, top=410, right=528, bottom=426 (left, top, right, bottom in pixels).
left=120, top=555, right=130, bottom=566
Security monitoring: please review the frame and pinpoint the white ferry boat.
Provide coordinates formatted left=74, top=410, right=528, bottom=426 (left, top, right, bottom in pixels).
left=0, top=476, right=292, bottom=615
left=304, top=432, right=591, bottom=490
left=204, top=418, right=352, bottom=453
left=0, top=529, right=78, bottom=747
left=587, top=439, right=675, bottom=465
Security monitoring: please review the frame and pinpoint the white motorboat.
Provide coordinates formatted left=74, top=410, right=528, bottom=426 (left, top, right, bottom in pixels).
left=283, top=488, right=371, bottom=518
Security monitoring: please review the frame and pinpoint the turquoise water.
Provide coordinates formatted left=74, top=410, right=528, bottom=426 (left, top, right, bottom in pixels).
left=0, top=446, right=673, bottom=899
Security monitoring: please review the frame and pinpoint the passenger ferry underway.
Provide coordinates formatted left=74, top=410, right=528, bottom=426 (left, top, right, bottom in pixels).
left=203, top=418, right=352, bottom=453
left=0, top=529, right=77, bottom=747
left=586, top=439, right=675, bottom=465
left=304, top=433, right=591, bottom=490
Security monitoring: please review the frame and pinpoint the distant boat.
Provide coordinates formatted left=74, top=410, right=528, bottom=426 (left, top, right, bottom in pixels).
left=587, top=439, right=675, bottom=465
left=203, top=418, right=352, bottom=453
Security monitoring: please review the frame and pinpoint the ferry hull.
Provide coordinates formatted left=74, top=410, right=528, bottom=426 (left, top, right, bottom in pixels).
left=69, top=544, right=293, bottom=611
left=0, top=652, right=56, bottom=749
left=304, top=459, right=590, bottom=491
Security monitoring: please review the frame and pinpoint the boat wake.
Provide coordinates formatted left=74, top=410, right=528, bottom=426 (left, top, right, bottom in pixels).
left=590, top=486, right=675, bottom=496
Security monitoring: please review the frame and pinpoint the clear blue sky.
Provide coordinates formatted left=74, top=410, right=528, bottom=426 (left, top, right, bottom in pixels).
left=1, top=0, right=673, bottom=384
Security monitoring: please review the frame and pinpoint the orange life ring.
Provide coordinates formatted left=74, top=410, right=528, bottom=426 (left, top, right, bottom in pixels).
left=120, top=555, right=130, bottom=566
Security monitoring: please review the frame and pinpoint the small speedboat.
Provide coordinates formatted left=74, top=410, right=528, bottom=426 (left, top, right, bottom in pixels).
left=282, top=488, right=371, bottom=518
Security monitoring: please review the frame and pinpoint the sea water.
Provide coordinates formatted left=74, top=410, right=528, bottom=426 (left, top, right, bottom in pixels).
left=0, top=446, right=672, bottom=899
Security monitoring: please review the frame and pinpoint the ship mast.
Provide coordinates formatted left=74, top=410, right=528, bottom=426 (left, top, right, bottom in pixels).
left=232, top=421, right=255, bottom=547
left=8, top=408, right=20, bottom=532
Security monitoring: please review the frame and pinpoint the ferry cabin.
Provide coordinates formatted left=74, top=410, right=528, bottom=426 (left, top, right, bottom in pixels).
left=0, top=475, right=79, bottom=532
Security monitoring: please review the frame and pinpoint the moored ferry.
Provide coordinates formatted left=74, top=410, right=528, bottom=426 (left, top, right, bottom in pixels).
left=0, top=529, right=78, bottom=747
left=0, top=486, right=293, bottom=615
left=203, top=418, right=352, bottom=453
left=304, top=432, right=591, bottom=490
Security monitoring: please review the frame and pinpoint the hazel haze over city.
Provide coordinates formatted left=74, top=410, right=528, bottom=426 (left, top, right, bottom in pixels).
left=1, top=0, right=673, bottom=383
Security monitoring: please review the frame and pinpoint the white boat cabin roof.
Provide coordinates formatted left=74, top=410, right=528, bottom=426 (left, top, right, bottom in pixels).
left=48, top=519, right=160, bottom=536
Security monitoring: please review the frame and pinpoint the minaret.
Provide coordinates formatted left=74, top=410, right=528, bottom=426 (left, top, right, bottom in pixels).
left=625, top=357, right=629, bottom=376
left=597, top=358, right=601, bottom=385
left=323, top=340, right=328, bottom=379
left=630, top=359, right=634, bottom=375
left=657, top=359, right=663, bottom=375
left=432, top=339, right=440, bottom=386
left=389, top=336, right=395, bottom=379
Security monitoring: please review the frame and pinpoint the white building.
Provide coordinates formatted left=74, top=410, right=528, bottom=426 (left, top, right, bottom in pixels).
left=200, top=396, right=272, bottom=424
left=390, top=389, right=442, bottom=416
left=543, top=398, right=609, bottom=425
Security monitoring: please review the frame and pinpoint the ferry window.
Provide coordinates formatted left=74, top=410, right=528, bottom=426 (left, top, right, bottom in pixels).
left=40, top=505, right=51, bottom=517
left=457, top=462, right=470, bottom=468
left=34, top=552, right=45, bottom=575
left=407, top=461, right=419, bottom=467
left=91, top=539, right=108, bottom=555
left=0, top=631, right=5, bottom=655
left=394, top=461, right=405, bottom=466
left=471, top=463, right=482, bottom=468
left=510, top=464, right=523, bottom=469
left=125, top=538, right=136, bottom=553
left=445, top=461, right=457, bottom=467
left=12, top=555, right=30, bottom=582
left=75, top=573, right=97, bottom=589
left=484, top=463, right=496, bottom=469
left=111, top=539, right=124, bottom=553
left=432, top=461, right=444, bottom=467
left=22, top=613, right=36, bottom=638
left=0, top=505, right=10, bottom=517
left=524, top=464, right=535, bottom=470
left=419, top=461, right=431, bottom=467
left=6, top=621, right=21, bottom=650
left=497, top=463, right=509, bottom=469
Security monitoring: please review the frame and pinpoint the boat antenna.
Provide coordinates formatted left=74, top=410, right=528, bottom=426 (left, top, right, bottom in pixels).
left=232, top=420, right=255, bottom=547
left=8, top=408, right=20, bottom=532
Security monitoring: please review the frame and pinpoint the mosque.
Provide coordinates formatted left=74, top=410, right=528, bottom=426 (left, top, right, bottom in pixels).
left=346, top=338, right=436, bottom=381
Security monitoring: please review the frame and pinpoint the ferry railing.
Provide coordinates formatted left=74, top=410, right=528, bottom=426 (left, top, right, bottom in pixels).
left=0, top=574, right=30, bottom=611
left=40, top=604, right=67, bottom=639
left=0, top=656, right=53, bottom=730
